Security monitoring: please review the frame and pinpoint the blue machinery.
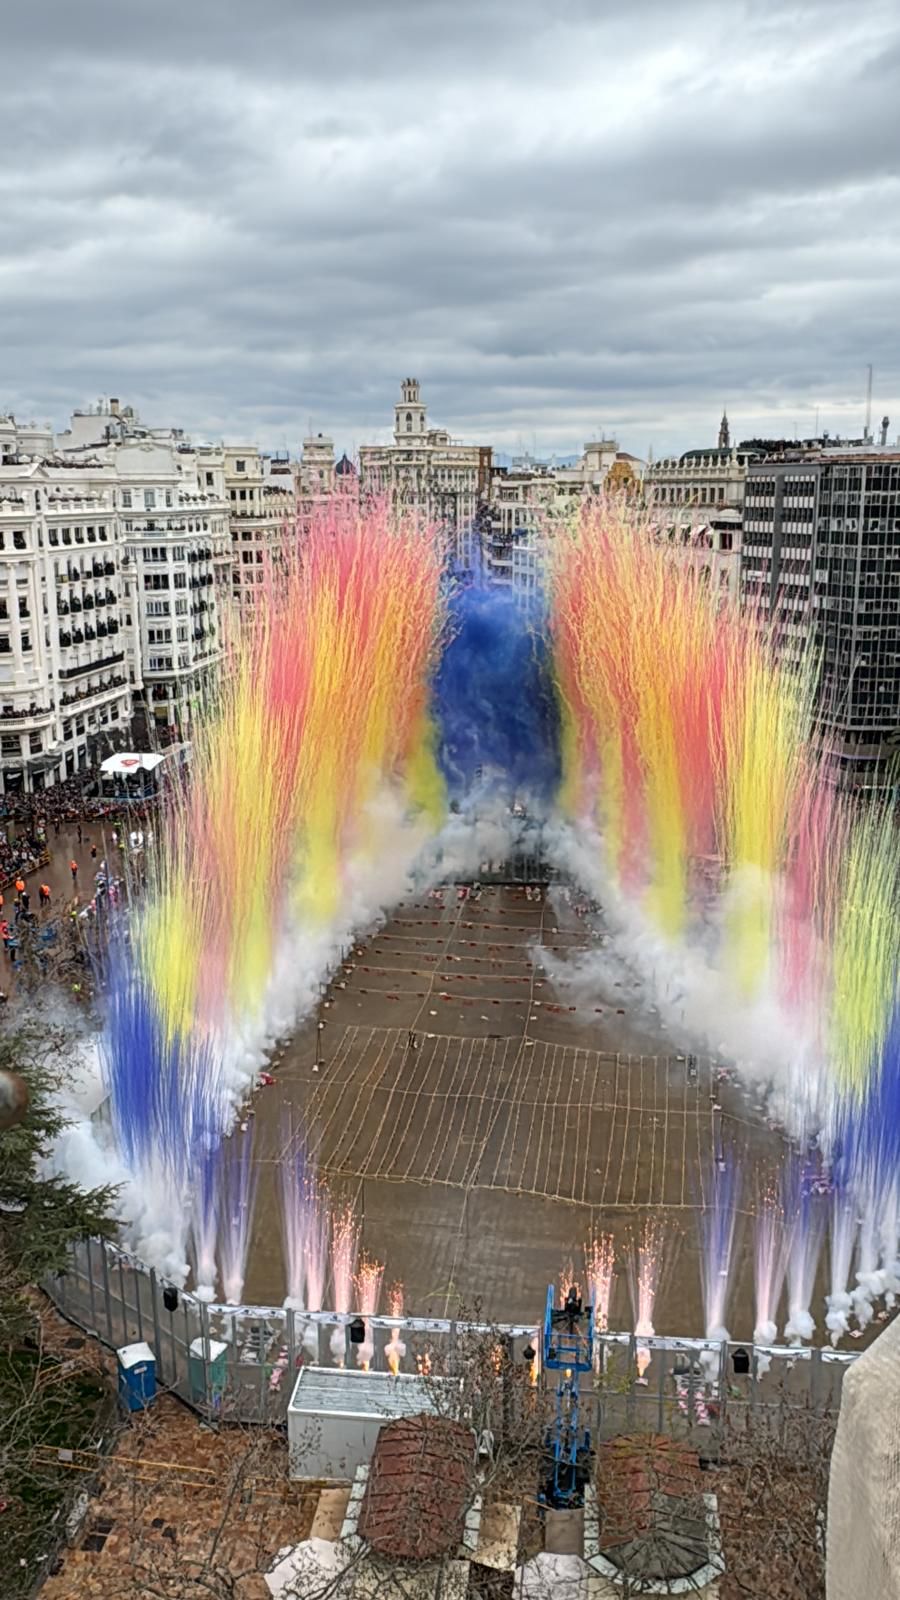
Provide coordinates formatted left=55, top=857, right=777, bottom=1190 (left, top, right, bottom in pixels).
left=540, top=1283, right=595, bottom=1509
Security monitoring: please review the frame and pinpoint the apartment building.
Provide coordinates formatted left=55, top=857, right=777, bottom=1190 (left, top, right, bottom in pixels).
left=0, top=422, right=132, bottom=794
left=225, top=447, right=294, bottom=615
left=742, top=448, right=900, bottom=790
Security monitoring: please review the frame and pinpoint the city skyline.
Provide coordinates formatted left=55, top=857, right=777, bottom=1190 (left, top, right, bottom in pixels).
left=4, top=0, right=900, bottom=458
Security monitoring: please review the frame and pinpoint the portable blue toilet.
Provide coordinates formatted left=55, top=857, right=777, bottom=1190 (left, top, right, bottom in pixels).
left=117, top=1342, right=156, bottom=1411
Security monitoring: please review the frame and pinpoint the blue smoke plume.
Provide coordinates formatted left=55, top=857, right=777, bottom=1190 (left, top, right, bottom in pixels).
left=433, top=575, right=560, bottom=803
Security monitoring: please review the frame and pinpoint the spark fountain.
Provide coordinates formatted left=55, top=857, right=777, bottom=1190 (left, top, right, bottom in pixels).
left=385, top=1283, right=407, bottom=1375
left=585, top=1233, right=616, bottom=1334
left=354, top=1255, right=385, bottom=1369
left=628, top=1218, right=664, bottom=1380
left=330, top=1203, right=360, bottom=1363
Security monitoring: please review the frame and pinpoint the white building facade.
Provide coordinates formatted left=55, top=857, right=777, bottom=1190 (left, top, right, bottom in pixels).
left=225, top=446, right=294, bottom=616
left=0, top=426, right=133, bottom=794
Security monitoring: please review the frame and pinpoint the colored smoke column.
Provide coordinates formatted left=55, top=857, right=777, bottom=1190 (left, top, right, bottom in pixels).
left=434, top=575, right=560, bottom=801
left=140, top=495, right=447, bottom=1041
left=548, top=494, right=900, bottom=1162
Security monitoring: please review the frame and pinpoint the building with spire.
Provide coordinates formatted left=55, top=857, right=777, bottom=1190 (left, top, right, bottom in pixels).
left=718, top=409, right=731, bottom=451
left=359, top=379, right=492, bottom=569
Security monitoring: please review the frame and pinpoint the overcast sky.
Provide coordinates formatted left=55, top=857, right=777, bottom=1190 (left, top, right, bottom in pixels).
left=3, top=0, right=899, bottom=458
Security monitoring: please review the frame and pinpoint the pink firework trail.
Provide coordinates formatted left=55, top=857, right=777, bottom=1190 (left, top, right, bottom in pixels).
left=585, top=1233, right=616, bottom=1333
left=329, top=1201, right=360, bottom=1363
left=627, top=1218, right=663, bottom=1376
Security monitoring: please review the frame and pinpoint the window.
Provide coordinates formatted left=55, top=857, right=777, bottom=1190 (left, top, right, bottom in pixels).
left=205, top=472, right=214, bottom=486
left=165, top=490, right=173, bottom=508
left=148, top=627, right=172, bottom=644
left=0, top=637, right=9, bottom=655
left=62, top=528, right=72, bottom=545
left=49, top=529, right=59, bottom=547
left=176, top=624, right=188, bottom=642
left=29, top=732, right=42, bottom=755
left=13, top=531, right=26, bottom=550
left=121, top=489, right=132, bottom=508
left=1, top=735, right=19, bottom=756
left=235, top=459, right=245, bottom=473
left=173, top=572, right=187, bottom=589
left=144, top=489, right=156, bottom=511
left=172, top=546, right=186, bottom=562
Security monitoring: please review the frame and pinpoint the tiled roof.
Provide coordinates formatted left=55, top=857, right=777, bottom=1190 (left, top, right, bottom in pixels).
left=358, top=1413, right=473, bottom=1561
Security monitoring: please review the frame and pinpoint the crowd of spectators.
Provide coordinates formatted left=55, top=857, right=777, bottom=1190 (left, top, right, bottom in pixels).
left=0, top=827, right=50, bottom=889
left=0, top=770, right=158, bottom=886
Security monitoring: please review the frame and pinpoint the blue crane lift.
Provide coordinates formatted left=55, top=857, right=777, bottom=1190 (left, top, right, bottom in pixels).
left=540, top=1282, right=595, bottom=1509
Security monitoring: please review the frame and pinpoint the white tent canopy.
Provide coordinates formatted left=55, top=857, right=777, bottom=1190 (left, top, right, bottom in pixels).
left=99, top=752, right=165, bottom=775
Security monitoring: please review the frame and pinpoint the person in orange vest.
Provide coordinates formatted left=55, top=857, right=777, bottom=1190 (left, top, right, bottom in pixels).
left=70, top=859, right=78, bottom=883
left=39, top=883, right=51, bottom=908
left=15, top=878, right=25, bottom=897
left=0, top=920, right=9, bottom=953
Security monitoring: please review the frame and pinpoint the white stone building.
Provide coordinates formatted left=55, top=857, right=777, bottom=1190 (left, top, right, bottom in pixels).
left=225, top=446, right=295, bottom=616
left=0, top=424, right=132, bottom=794
left=359, top=379, right=492, bottom=568
left=645, top=415, right=760, bottom=514
left=115, top=442, right=230, bottom=741
left=54, top=403, right=231, bottom=745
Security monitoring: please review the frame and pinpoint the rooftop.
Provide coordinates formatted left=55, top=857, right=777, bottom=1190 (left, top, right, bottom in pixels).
left=358, top=1414, right=473, bottom=1561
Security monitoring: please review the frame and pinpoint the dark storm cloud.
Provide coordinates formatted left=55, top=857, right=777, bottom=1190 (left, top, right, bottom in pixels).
left=3, top=0, right=899, bottom=455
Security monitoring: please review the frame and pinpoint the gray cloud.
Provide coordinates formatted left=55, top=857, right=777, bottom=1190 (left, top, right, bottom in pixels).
left=3, top=0, right=899, bottom=456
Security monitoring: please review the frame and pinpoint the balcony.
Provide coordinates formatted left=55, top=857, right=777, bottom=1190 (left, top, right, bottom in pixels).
left=0, top=702, right=52, bottom=723
left=58, top=651, right=125, bottom=684
left=58, top=671, right=127, bottom=706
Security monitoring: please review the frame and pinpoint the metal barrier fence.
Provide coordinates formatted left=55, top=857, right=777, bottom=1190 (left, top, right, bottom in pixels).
left=46, top=1241, right=858, bottom=1441
left=47, top=1240, right=540, bottom=1423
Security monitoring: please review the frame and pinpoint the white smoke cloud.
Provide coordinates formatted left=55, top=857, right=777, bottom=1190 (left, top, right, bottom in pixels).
left=542, top=817, right=834, bottom=1139
left=46, top=785, right=536, bottom=1280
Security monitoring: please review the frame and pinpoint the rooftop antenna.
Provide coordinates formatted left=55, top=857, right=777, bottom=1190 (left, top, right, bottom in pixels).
left=864, top=365, right=873, bottom=443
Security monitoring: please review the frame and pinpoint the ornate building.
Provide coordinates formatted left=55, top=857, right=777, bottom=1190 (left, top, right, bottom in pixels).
left=359, top=379, right=492, bottom=567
